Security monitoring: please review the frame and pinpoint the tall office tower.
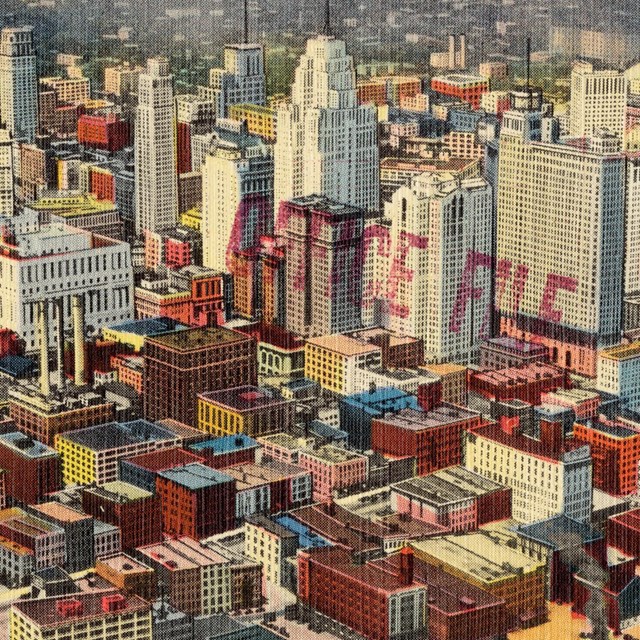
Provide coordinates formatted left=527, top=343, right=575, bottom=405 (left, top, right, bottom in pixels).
left=497, top=99, right=626, bottom=377
left=278, top=195, right=364, bottom=338
left=201, top=120, right=273, bottom=273
left=0, top=26, right=38, bottom=144
left=273, top=29, right=379, bottom=216
left=175, top=94, right=215, bottom=174
left=205, top=14, right=266, bottom=120
left=134, top=58, right=178, bottom=235
left=625, top=155, right=640, bottom=298
left=569, top=61, right=627, bottom=141
left=0, top=129, right=14, bottom=217
left=371, top=172, right=493, bottom=364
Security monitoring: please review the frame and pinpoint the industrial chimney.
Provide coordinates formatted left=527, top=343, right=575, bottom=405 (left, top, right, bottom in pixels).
left=72, top=294, right=85, bottom=386
left=459, top=34, right=467, bottom=69
left=448, top=34, right=456, bottom=69
left=38, top=300, right=50, bottom=397
left=399, top=546, right=414, bottom=586
left=56, top=297, right=65, bottom=390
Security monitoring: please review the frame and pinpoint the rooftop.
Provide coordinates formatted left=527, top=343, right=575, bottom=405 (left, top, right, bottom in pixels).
left=273, top=515, right=332, bottom=549
left=576, top=419, right=640, bottom=439
left=198, top=386, right=288, bottom=411
left=223, top=461, right=308, bottom=489
left=306, top=333, right=380, bottom=357
left=600, top=342, right=640, bottom=361
left=420, top=362, right=467, bottom=376
left=138, top=536, right=228, bottom=570
left=0, top=432, right=58, bottom=459
left=97, top=553, right=153, bottom=574
left=245, top=514, right=297, bottom=539
left=30, top=502, right=92, bottom=524
left=121, top=447, right=205, bottom=472
left=59, top=419, right=182, bottom=451
left=83, top=481, right=153, bottom=503
left=300, top=444, right=366, bottom=465
left=376, top=404, right=480, bottom=431
left=517, top=515, right=603, bottom=550
left=157, top=463, right=234, bottom=490
left=471, top=361, right=565, bottom=388
left=392, top=466, right=506, bottom=506
left=482, top=337, right=549, bottom=355
left=147, top=326, right=251, bottom=351
left=0, top=355, right=36, bottom=378
left=341, top=387, right=419, bottom=414
left=106, top=317, right=183, bottom=337
left=189, top=433, right=259, bottom=454
left=12, top=591, right=150, bottom=627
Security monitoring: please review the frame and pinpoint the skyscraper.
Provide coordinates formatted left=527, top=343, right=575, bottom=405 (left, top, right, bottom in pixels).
left=278, top=195, right=364, bottom=337
left=273, top=25, right=379, bottom=215
left=373, top=172, right=493, bottom=364
left=496, top=96, right=625, bottom=376
left=0, top=26, right=38, bottom=144
left=569, top=60, right=627, bottom=141
left=134, top=58, right=178, bottom=235
left=201, top=120, right=273, bottom=273
left=0, top=129, right=14, bottom=217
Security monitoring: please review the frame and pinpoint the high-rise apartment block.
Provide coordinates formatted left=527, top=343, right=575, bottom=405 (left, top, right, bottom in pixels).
left=134, top=58, right=178, bottom=234
left=569, top=60, right=626, bottom=140
left=0, top=26, right=37, bottom=143
left=274, top=33, right=379, bottom=214
left=201, top=120, right=273, bottom=273
left=497, top=103, right=625, bottom=376
left=279, top=195, right=364, bottom=337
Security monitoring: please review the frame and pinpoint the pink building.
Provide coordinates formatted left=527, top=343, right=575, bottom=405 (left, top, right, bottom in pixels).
left=540, top=389, right=600, bottom=420
left=257, top=433, right=313, bottom=465
left=297, top=445, right=369, bottom=502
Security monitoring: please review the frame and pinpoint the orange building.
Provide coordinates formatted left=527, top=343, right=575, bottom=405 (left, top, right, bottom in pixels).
left=430, top=74, right=489, bottom=109
left=573, top=418, right=640, bottom=495
left=111, top=354, right=143, bottom=393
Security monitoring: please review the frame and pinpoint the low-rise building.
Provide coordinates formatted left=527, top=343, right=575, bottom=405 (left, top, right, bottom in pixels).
left=95, top=553, right=156, bottom=601
left=479, top=337, right=549, bottom=370
left=539, top=388, right=601, bottom=420
left=420, top=363, right=467, bottom=406
left=93, top=520, right=121, bottom=560
left=187, top=434, right=260, bottom=469
left=391, top=466, right=511, bottom=532
left=244, top=515, right=298, bottom=586
left=598, top=342, right=640, bottom=410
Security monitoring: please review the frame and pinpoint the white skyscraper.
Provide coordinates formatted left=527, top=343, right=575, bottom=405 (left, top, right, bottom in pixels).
left=569, top=60, right=627, bottom=141
left=497, top=102, right=625, bottom=377
left=202, top=120, right=273, bottom=272
left=0, top=26, right=38, bottom=143
left=205, top=44, right=266, bottom=118
left=369, top=172, right=492, bottom=363
left=273, top=29, right=379, bottom=215
left=134, top=58, right=178, bottom=235
left=0, top=129, right=14, bottom=217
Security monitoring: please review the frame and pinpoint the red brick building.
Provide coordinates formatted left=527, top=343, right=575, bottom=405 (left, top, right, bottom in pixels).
left=0, top=432, right=61, bottom=505
left=430, top=74, right=489, bottom=109
left=469, top=362, right=570, bottom=406
left=143, top=327, right=257, bottom=427
left=77, top=114, right=130, bottom=152
left=573, top=419, right=640, bottom=495
left=298, top=546, right=428, bottom=640
left=608, top=508, right=640, bottom=557
left=81, top=481, right=162, bottom=550
left=88, top=167, right=116, bottom=202
left=155, top=463, right=236, bottom=538
left=372, top=404, right=482, bottom=476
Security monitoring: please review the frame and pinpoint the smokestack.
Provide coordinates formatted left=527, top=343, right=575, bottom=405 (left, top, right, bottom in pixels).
left=56, top=298, right=65, bottom=391
left=38, top=300, right=50, bottom=397
left=448, top=34, right=456, bottom=69
left=72, top=294, right=85, bottom=386
left=399, top=547, right=414, bottom=586
left=459, top=34, right=466, bottom=69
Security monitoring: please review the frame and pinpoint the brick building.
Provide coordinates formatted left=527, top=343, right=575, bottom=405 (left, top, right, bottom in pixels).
left=81, top=481, right=162, bottom=550
left=95, top=553, right=156, bottom=601
left=77, top=113, right=130, bottom=152
left=371, top=404, right=482, bottom=476
left=608, top=508, right=640, bottom=557
left=187, top=434, right=260, bottom=469
left=0, top=432, right=61, bottom=505
left=156, top=463, right=236, bottom=538
left=479, top=337, right=550, bottom=370
left=430, top=74, right=489, bottom=108
left=143, top=327, right=257, bottom=427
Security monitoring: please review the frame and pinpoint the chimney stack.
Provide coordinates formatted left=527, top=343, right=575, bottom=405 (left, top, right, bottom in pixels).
left=399, top=546, right=414, bottom=586
left=448, top=34, right=456, bottom=69
left=56, top=298, right=65, bottom=390
left=72, top=294, right=85, bottom=386
left=38, top=300, right=50, bottom=397
left=459, top=34, right=467, bottom=69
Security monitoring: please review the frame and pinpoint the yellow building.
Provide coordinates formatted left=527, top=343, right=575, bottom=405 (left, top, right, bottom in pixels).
left=304, top=334, right=381, bottom=395
left=228, top=103, right=276, bottom=142
left=10, top=591, right=152, bottom=640
left=197, top=386, right=294, bottom=438
left=180, top=206, right=202, bottom=231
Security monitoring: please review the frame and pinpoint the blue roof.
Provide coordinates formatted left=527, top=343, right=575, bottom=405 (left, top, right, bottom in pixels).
left=0, top=432, right=57, bottom=459
left=274, top=515, right=331, bottom=549
left=107, top=317, right=185, bottom=336
left=189, top=434, right=259, bottom=454
left=157, top=463, right=234, bottom=490
left=309, top=420, right=348, bottom=441
left=517, top=515, right=603, bottom=550
left=340, top=387, right=419, bottom=414
left=0, top=355, right=36, bottom=378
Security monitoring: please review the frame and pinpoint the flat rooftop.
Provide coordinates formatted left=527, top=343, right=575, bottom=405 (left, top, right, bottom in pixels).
left=306, top=334, right=380, bottom=357
left=0, top=431, right=58, bottom=459
left=30, top=502, right=92, bottom=524
left=300, top=444, right=366, bottom=465
left=121, top=447, right=205, bottom=472
left=189, top=433, right=259, bottom=454
left=471, top=362, right=565, bottom=387
left=600, top=341, right=640, bottom=361
left=83, top=481, right=153, bottom=503
left=223, top=461, right=308, bottom=489
left=482, top=337, right=549, bottom=355
left=245, top=514, right=297, bottom=539
left=97, top=553, right=153, bottom=574
left=157, top=463, right=234, bottom=490
left=106, top=317, right=183, bottom=337
left=392, top=466, right=505, bottom=506
left=138, top=536, right=228, bottom=570
left=12, top=591, right=150, bottom=627
left=147, top=326, right=250, bottom=351
left=198, top=386, right=287, bottom=411
left=517, top=515, right=603, bottom=550
left=577, top=419, right=639, bottom=439
left=377, top=404, right=479, bottom=431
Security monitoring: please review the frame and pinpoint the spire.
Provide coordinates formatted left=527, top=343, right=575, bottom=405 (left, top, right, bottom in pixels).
left=243, top=0, right=248, bottom=44
left=323, top=0, right=331, bottom=36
